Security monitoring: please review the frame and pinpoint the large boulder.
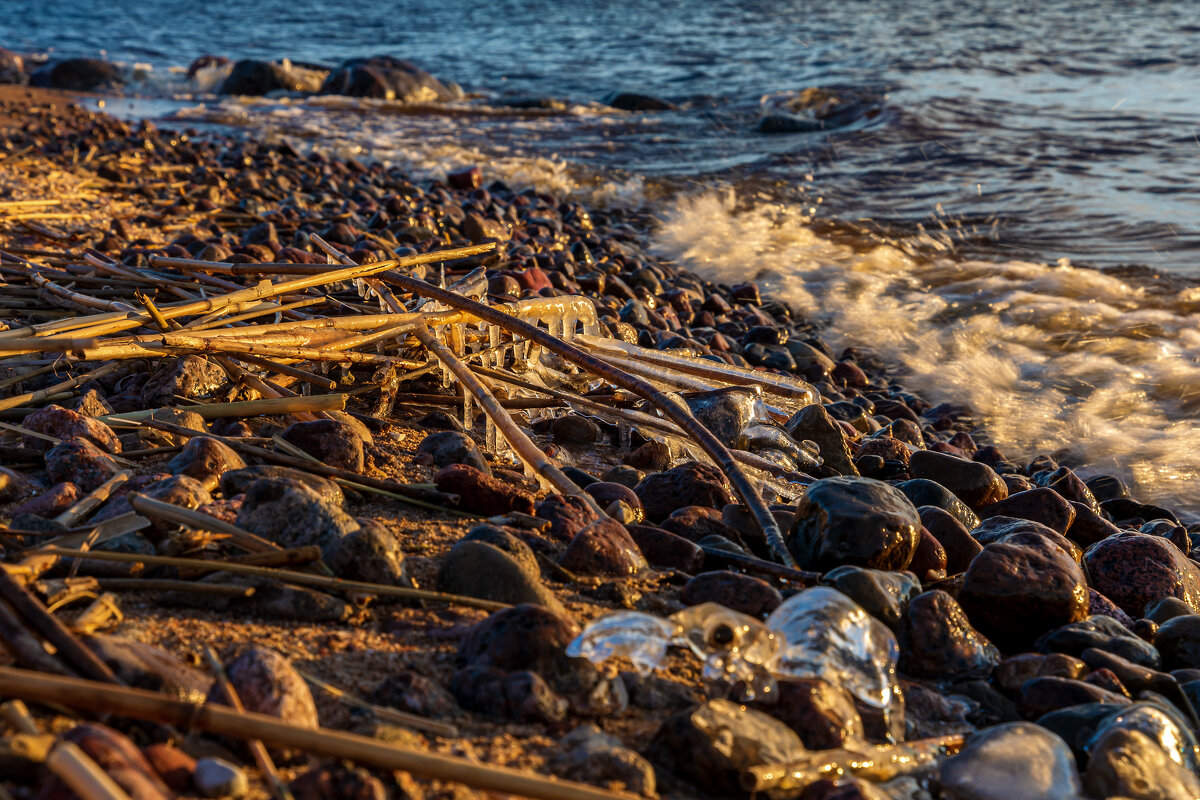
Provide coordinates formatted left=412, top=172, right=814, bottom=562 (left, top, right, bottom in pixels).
left=219, top=59, right=326, bottom=95
left=319, top=56, right=453, bottom=102
left=31, top=58, right=123, bottom=91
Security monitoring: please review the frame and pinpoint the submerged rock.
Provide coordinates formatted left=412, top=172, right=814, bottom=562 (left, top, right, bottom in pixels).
left=320, top=55, right=454, bottom=102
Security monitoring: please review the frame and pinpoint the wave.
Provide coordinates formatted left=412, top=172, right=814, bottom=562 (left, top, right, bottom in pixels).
left=651, top=191, right=1200, bottom=515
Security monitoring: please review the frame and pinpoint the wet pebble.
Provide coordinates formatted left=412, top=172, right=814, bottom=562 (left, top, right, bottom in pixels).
left=647, top=699, right=805, bottom=795
left=899, top=589, right=1000, bottom=679
left=633, top=461, right=734, bottom=523
left=1036, top=615, right=1161, bottom=668
left=909, top=449, right=1007, bottom=509
left=939, top=722, right=1083, bottom=800
left=978, top=487, right=1075, bottom=534
left=1083, top=727, right=1200, bottom=800
left=680, top=571, right=782, bottom=618
left=626, top=525, right=704, bottom=572
left=194, top=757, right=248, bottom=799
left=560, top=517, right=647, bottom=577
left=787, top=476, right=921, bottom=571
left=785, top=404, right=858, bottom=476
left=1084, top=531, right=1200, bottom=618
left=918, top=505, right=982, bottom=573
left=957, top=537, right=1089, bottom=651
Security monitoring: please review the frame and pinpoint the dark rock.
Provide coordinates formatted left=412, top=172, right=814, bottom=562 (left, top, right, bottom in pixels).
left=1066, top=501, right=1122, bottom=548
left=289, top=764, right=388, bottom=800
left=785, top=405, right=858, bottom=476
left=434, top=464, right=534, bottom=515
left=1035, top=702, right=1127, bottom=754
left=1019, top=676, right=1131, bottom=719
left=939, top=722, right=1082, bottom=800
left=909, top=450, right=1008, bottom=509
left=220, top=465, right=343, bottom=506
left=220, top=59, right=325, bottom=95
left=438, top=540, right=564, bottom=612
left=821, top=565, right=919, bottom=630
left=626, top=525, right=704, bottom=572
left=560, top=517, right=647, bottom=577
left=551, top=413, right=602, bottom=444
left=235, top=477, right=359, bottom=559
left=32, top=58, right=124, bottom=91
left=143, top=743, right=196, bottom=793
left=855, top=435, right=911, bottom=469
left=787, top=476, right=921, bottom=571
left=1088, top=588, right=1135, bottom=627
left=661, top=505, right=743, bottom=544
left=584, top=481, right=643, bottom=521
left=909, top=526, right=948, bottom=580
left=979, top=487, right=1075, bottom=533
left=1083, top=727, right=1200, bottom=800
left=919, top=505, right=983, bottom=573
left=686, top=387, right=762, bottom=447
left=327, top=519, right=414, bottom=588
left=11, top=482, right=79, bottom=518
left=1102, top=498, right=1181, bottom=526
left=1086, top=474, right=1132, bottom=502
left=680, top=571, right=782, bottom=618
left=371, top=671, right=458, bottom=720
left=646, top=699, right=805, bottom=795
left=603, top=92, right=677, bottom=111
left=416, top=410, right=464, bottom=431
left=971, top=516, right=1082, bottom=562
left=603, top=464, right=645, bottom=488
left=624, top=439, right=671, bottom=471
left=536, top=493, right=603, bottom=542
left=280, top=419, right=365, bottom=472
left=166, top=436, right=245, bottom=488
left=320, top=56, right=453, bottom=102
left=1156, top=615, right=1200, bottom=670
left=750, top=676, right=863, bottom=750
left=45, top=438, right=122, bottom=492
left=141, top=355, right=227, bottom=407
left=451, top=666, right=568, bottom=723
left=415, top=430, right=490, bottom=474
left=1040, top=467, right=1101, bottom=514
left=1084, top=532, right=1200, bottom=617
left=447, top=166, right=483, bottom=191
left=957, top=537, right=1089, bottom=651
left=209, top=647, right=317, bottom=728
left=1035, top=615, right=1161, bottom=668
left=633, top=461, right=734, bottom=523
left=899, top=589, right=1000, bottom=679
left=550, top=725, right=656, bottom=797
left=897, top=479, right=979, bottom=529
left=994, top=653, right=1087, bottom=693
left=22, top=404, right=121, bottom=453
left=1146, top=597, right=1197, bottom=625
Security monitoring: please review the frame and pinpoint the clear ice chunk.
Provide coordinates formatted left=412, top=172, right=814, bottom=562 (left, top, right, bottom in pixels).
left=565, top=611, right=679, bottom=674
left=765, top=586, right=901, bottom=716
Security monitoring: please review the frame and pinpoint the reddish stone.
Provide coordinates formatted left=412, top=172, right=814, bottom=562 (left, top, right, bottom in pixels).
left=559, top=518, right=646, bottom=577
left=435, top=463, right=535, bottom=516
left=22, top=404, right=121, bottom=453
left=11, top=481, right=79, bottom=518
left=626, top=525, right=704, bottom=572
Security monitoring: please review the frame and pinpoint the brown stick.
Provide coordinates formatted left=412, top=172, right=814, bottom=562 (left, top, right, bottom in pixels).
left=44, top=742, right=136, bottom=800
left=100, top=393, right=347, bottom=423
left=0, top=568, right=122, bottom=684
left=176, top=546, right=322, bottom=580
left=0, top=598, right=75, bottom=676
left=37, top=548, right=508, bottom=611
left=96, top=579, right=256, bottom=597
left=0, top=668, right=639, bottom=800
left=127, top=494, right=279, bottom=554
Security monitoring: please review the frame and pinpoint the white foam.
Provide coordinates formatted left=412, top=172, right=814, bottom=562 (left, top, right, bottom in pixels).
left=652, top=190, right=1200, bottom=515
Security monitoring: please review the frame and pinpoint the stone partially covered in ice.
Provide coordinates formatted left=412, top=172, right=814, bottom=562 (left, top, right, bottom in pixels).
left=566, top=611, right=678, bottom=674
left=672, top=602, right=779, bottom=700
left=765, top=587, right=900, bottom=716
left=565, top=603, right=780, bottom=699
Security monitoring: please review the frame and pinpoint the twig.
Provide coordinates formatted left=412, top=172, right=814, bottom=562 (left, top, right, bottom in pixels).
left=37, top=548, right=509, bottom=611
left=127, top=494, right=279, bottom=554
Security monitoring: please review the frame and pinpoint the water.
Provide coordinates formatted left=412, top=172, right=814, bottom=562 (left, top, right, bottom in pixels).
left=5, top=0, right=1200, bottom=509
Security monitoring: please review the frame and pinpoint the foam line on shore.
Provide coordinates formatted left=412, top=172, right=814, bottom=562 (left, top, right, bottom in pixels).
left=652, top=190, right=1200, bottom=514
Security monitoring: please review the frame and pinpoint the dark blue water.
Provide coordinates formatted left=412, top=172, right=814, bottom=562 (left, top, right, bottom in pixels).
left=4, top=0, right=1200, bottom=272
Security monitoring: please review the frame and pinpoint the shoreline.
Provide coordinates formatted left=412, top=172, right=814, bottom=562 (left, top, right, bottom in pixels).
left=0, top=89, right=1197, bottom=799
